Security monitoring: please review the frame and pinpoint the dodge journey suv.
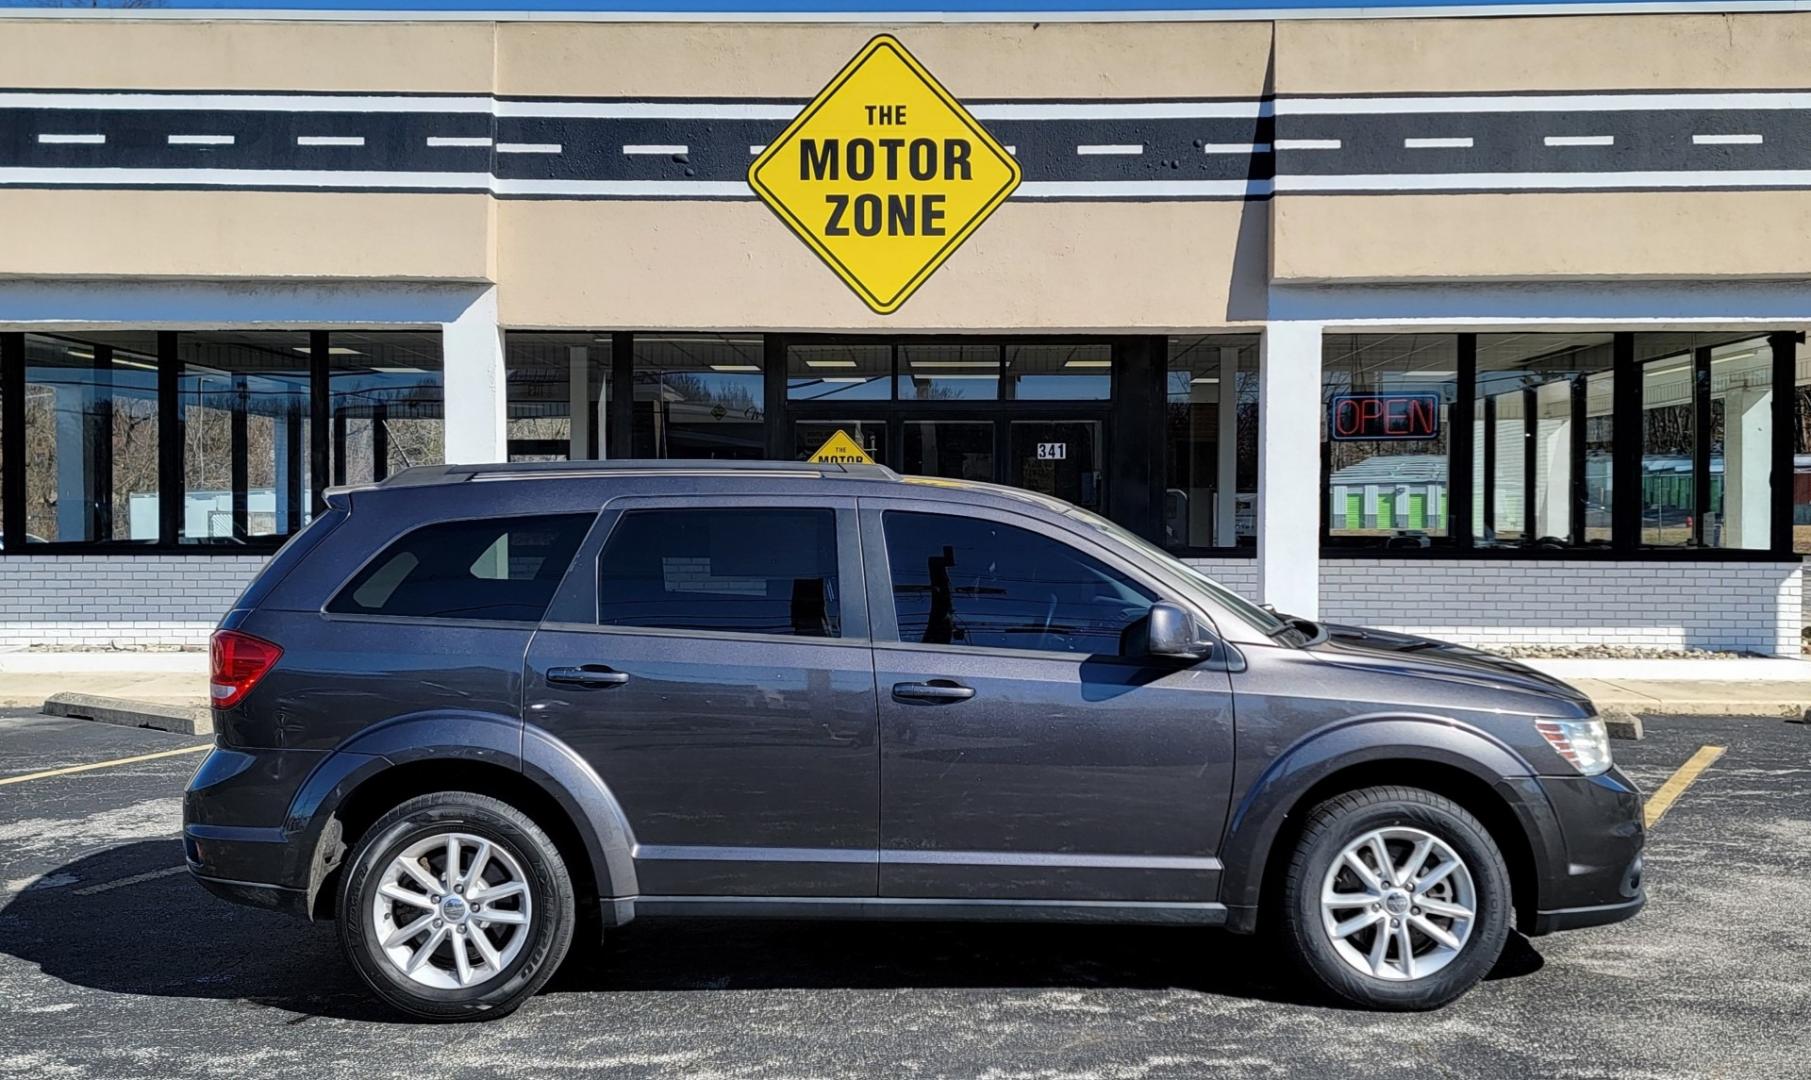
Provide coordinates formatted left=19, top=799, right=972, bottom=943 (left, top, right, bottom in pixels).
left=185, top=460, right=1644, bottom=1019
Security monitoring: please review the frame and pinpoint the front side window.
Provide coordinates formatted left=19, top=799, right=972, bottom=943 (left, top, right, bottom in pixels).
left=327, top=513, right=593, bottom=622
left=883, top=510, right=1155, bottom=656
left=597, top=508, right=841, bottom=637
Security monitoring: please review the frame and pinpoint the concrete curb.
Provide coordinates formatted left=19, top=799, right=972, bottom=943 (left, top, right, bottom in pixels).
left=1589, top=698, right=1808, bottom=719
left=41, top=693, right=212, bottom=737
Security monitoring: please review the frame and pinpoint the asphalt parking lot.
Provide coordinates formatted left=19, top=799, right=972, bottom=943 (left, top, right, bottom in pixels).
left=1, top=710, right=1806, bottom=1080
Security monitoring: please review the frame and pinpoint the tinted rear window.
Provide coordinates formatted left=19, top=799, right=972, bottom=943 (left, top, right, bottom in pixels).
left=596, top=508, right=841, bottom=637
left=326, top=513, right=593, bottom=622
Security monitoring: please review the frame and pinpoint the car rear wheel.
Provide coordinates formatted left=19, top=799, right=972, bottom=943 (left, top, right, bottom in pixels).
left=1279, top=785, right=1511, bottom=1010
left=337, top=791, right=575, bottom=1021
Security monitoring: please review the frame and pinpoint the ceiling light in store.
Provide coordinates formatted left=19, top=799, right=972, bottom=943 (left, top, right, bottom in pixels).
left=1191, top=376, right=1220, bottom=384
left=710, top=364, right=761, bottom=372
left=291, top=346, right=363, bottom=356
left=369, top=366, right=427, bottom=374
left=804, top=359, right=858, bottom=368
left=113, top=359, right=158, bottom=372
left=1063, top=360, right=1112, bottom=368
left=821, top=377, right=869, bottom=383
left=914, top=373, right=994, bottom=379
left=910, top=361, right=996, bottom=368
left=65, top=348, right=94, bottom=360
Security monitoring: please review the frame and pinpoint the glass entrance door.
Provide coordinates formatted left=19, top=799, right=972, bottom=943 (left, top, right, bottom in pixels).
left=1010, top=419, right=1104, bottom=511
left=902, top=420, right=993, bottom=481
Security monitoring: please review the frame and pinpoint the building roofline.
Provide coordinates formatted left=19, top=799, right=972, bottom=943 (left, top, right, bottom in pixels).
left=0, top=2, right=1808, bottom=25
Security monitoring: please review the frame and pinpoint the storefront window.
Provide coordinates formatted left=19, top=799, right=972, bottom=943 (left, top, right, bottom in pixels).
left=1004, top=343, right=1113, bottom=400
left=1706, top=336, right=1773, bottom=550
left=1473, top=334, right=1614, bottom=548
left=21, top=332, right=161, bottom=544
left=330, top=332, right=444, bottom=485
left=1164, top=335, right=1257, bottom=549
left=178, top=332, right=312, bottom=543
left=1323, top=335, right=1458, bottom=547
left=900, top=343, right=998, bottom=400
left=634, top=335, right=764, bottom=458
left=1795, top=338, right=1811, bottom=554
left=788, top=343, right=890, bottom=402
left=505, top=333, right=610, bottom=461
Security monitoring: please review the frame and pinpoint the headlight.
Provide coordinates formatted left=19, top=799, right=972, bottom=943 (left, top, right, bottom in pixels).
left=1535, top=717, right=1612, bottom=776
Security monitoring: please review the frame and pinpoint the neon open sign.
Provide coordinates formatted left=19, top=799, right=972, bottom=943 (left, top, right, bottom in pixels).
left=1330, top=392, right=1442, bottom=442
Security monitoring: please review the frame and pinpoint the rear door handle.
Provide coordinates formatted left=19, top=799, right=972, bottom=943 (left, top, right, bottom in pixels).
left=546, top=665, right=631, bottom=689
left=892, top=680, right=975, bottom=704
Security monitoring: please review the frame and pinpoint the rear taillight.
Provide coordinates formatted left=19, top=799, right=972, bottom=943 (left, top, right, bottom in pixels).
left=210, top=630, right=283, bottom=709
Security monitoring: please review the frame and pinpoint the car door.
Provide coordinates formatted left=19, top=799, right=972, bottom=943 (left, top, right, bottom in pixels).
left=524, top=494, right=878, bottom=898
left=863, top=498, right=1236, bottom=905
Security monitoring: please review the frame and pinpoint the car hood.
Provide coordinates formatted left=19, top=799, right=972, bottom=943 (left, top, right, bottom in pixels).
left=1307, top=622, right=1594, bottom=711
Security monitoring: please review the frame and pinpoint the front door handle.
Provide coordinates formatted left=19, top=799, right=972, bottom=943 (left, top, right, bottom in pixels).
left=547, top=665, right=631, bottom=689
left=892, top=680, right=975, bottom=704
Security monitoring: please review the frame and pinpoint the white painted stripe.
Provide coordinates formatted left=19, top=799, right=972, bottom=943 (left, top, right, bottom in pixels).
left=1015, top=179, right=1272, bottom=198
left=748, top=144, right=766, bottom=155
left=0, top=91, right=493, bottom=114
left=1276, top=169, right=1811, bottom=193
left=974, top=101, right=1270, bottom=120
left=1202, top=142, right=1271, bottom=154
left=426, top=136, right=492, bottom=148
left=36, top=133, right=104, bottom=145
left=496, top=100, right=799, bottom=121
left=168, top=134, right=234, bottom=146
left=1004, top=145, right=1016, bottom=155
left=1076, top=143, right=1142, bottom=155
left=1279, top=91, right=1811, bottom=116
left=623, top=144, right=687, bottom=155
left=73, top=866, right=187, bottom=896
left=1545, top=135, right=1614, bottom=147
left=495, top=142, right=561, bottom=154
left=296, top=135, right=364, bottom=147
left=1694, top=133, right=1764, bottom=145
left=1275, top=138, right=1341, bottom=151
left=1404, top=136, right=1474, bottom=149
left=0, top=166, right=492, bottom=190
left=490, top=178, right=750, bottom=197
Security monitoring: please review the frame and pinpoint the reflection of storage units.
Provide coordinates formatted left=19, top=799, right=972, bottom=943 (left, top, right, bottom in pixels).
left=1327, top=455, right=1447, bottom=533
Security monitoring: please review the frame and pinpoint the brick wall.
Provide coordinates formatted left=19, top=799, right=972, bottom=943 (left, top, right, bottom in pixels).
left=1186, top=556, right=1804, bottom=657
left=0, top=555, right=266, bottom=648
left=1, top=553, right=1801, bottom=655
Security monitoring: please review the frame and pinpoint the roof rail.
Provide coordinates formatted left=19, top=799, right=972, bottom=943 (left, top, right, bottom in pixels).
left=379, top=459, right=900, bottom=487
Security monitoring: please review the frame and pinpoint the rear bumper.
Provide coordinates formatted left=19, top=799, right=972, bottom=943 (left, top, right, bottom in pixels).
left=187, top=868, right=311, bottom=919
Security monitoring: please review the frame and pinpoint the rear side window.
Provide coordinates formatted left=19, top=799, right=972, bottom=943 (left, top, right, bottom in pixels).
left=883, top=510, right=1155, bottom=655
left=597, top=508, right=841, bottom=637
left=327, top=513, right=593, bottom=622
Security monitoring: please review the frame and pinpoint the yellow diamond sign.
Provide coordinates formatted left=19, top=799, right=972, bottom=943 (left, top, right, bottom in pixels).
left=749, top=34, right=1022, bottom=315
left=806, top=428, right=877, bottom=465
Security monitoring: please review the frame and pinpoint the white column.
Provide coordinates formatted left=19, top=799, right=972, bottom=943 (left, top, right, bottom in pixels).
left=1724, top=387, right=1772, bottom=549
left=441, top=286, right=506, bottom=465
left=1257, top=321, right=1323, bottom=618
left=1214, top=345, right=1239, bottom=547
left=567, top=345, right=591, bottom=460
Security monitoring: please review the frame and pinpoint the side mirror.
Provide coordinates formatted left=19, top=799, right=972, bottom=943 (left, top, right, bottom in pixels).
left=1126, top=601, right=1210, bottom=661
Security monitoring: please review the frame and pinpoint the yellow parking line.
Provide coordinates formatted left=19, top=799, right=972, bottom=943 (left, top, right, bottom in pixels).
left=1644, top=744, right=1727, bottom=828
left=0, top=744, right=211, bottom=787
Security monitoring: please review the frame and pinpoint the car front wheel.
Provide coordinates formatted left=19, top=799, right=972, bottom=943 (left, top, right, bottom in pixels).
left=1279, top=785, right=1512, bottom=1010
left=337, top=791, right=576, bottom=1021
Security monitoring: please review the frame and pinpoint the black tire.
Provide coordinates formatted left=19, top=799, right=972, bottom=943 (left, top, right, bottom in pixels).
left=337, top=791, right=576, bottom=1021
left=1278, top=785, right=1512, bottom=1011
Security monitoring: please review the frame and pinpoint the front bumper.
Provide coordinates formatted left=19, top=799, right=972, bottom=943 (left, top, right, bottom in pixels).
left=1524, top=765, right=1647, bottom=935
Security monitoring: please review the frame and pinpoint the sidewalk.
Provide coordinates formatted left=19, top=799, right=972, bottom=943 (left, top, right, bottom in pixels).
left=0, top=656, right=1805, bottom=728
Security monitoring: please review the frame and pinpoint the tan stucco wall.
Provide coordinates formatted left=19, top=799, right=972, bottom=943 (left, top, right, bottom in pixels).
left=495, top=20, right=1272, bottom=99
left=0, top=18, right=495, bottom=93
left=1271, top=191, right=1811, bottom=282
left=0, top=191, right=494, bottom=282
left=1275, top=12, right=1811, bottom=94
left=497, top=199, right=1266, bottom=330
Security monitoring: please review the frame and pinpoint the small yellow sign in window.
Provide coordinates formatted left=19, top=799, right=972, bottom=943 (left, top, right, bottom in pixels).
left=806, top=429, right=878, bottom=465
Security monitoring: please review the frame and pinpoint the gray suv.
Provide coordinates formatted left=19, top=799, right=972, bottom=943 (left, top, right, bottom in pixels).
left=184, top=460, right=1644, bottom=1020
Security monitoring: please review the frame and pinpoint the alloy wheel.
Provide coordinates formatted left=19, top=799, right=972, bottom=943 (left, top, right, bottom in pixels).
left=1319, top=825, right=1477, bottom=981
left=369, top=831, right=535, bottom=990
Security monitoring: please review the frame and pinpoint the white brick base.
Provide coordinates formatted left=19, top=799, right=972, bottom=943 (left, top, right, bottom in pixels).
left=1187, top=557, right=1804, bottom=657
left=0, top=556, right=266, bottom=649
left=0, top=553, right=1802, bottom=656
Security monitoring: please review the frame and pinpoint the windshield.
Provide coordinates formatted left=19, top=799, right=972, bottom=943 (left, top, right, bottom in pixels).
left=1065, top=507, right=1291, bottom=636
